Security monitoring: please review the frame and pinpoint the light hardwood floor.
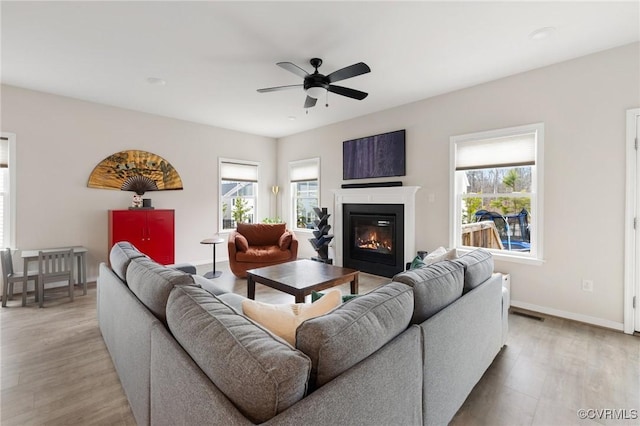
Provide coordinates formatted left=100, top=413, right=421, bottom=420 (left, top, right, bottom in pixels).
left=1, top=261, right=638, bottom=425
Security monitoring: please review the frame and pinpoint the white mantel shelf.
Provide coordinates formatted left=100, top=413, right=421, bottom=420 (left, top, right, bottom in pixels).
left=332, top=186, right=420, bottom=268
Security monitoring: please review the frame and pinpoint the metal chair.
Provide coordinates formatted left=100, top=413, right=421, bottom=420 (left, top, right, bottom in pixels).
left=1, top=248, right=39, bottom=307
left=37, top=249, right=74, bottom=308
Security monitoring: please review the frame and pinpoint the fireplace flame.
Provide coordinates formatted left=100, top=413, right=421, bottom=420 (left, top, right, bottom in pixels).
left=357, top=230, right=393, bottom=253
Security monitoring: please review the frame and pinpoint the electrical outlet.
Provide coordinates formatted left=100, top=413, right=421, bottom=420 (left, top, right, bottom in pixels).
left=582, top=279, right=594, bottom=292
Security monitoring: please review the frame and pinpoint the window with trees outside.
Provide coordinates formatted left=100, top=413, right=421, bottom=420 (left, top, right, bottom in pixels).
left=450, top=123, right=544, bottom=262
left=219, top=159, right=259, bottom=231
left=289, top=158, right=319, bottom=230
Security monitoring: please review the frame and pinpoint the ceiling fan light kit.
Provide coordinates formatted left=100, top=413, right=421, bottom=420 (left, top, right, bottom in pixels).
left=305, top=86, right=326, bottom=100
left=258, top=57, right=370, bottom=109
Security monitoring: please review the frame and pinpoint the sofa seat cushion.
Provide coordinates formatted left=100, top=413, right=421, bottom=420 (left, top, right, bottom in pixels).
left=192, top=274, right=227, bottom=296
left=109, top=241, right=147, bottom=282
left=166, top=285, right=311, bottom=424
left=454, top=248, right=494, bottom=292
left=126, top=256, right=196, bottom=323
left=237, top=223, right=286, bottom=246
left=217, top=292, right=246, bottom=314
left=236, top=245, right=291, bottom=263
left=393, top=260, right=464, bottom=324
left=296, top=282, right=413, bottom=390
left=242, top=289, right=342, bottom=346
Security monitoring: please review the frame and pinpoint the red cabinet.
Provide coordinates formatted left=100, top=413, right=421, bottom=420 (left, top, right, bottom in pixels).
left=109, top=209, right=175, bottom=265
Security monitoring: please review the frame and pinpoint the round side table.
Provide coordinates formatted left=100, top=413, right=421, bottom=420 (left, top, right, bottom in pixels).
left=200, top=237, right=224, bottom=279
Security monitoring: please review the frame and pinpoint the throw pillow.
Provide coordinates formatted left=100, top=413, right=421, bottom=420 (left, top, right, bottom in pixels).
left=235, top=234, right=249, bottom=252
left=423, top=246, right=447, bottom=264
left=409, top=255, right=425, bottom=270
left=242, top=289, right=341, bottom=346
left=421, top=247, right=458, bottom=266
left=278, top=231, right=292, bottom=250
left=311, top=290, right=359, bottom=303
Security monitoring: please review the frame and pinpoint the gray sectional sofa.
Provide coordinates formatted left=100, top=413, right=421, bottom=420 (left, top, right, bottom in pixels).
left=97, top=242, right=508, bottom=425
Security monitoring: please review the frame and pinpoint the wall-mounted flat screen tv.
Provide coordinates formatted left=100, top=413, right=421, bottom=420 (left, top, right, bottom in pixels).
left=343, top=129, right=406, bottom=180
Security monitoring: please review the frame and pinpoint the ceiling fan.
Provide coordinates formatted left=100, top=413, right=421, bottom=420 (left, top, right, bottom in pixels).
left=257, top=58, right=371, bottom=109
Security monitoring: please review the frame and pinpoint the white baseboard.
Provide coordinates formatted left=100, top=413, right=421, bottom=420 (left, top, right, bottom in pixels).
left=510, top=300, right=624, bottom=332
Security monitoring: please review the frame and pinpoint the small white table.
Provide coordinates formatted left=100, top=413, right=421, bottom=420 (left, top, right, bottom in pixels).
left=200, top=238, right=224, bottom=279
left=20, top=246, right=88, bottom=305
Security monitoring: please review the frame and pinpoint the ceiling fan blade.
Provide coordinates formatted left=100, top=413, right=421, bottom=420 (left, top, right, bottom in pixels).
left=257, top=84, right=303, bottom=93
left=277, top=62, right=309, bottom=78
left=304, top=96, right=317, bottom=108
left=328, top=85, right=368, bottom=100
left=326, top=62, right=371, bottom=83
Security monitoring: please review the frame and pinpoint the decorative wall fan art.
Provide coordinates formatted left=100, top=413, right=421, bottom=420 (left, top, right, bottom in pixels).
left=87, top=150, right=183, bottom=195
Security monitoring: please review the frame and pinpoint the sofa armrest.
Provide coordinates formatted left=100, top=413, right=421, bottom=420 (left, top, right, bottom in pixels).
left=419, top=273, right=502, bottom=426
left=172, top=263, right=196, bottom=275
left=502, top=285, right=510, bottom=346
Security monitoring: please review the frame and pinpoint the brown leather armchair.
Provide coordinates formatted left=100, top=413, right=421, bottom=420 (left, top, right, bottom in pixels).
left=228, top=223, right=298, bottom=278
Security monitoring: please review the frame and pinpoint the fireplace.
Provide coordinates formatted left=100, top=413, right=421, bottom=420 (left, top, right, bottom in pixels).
left=343, top=203, right=404, bottom=277
left=333, top=185, right=419, bottom=278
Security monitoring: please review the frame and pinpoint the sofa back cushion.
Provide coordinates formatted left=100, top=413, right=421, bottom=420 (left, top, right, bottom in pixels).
left=237, top=223, right=286, bottom=246
left=236, top=246, right=292, bottom=263
left=296, top=282, right=413, bottom=390
left=166, top=285, right=311, bottom=424
left=109, top=241, right=146, bottom=282
left=126, top=256, right=196, bottom=323
left=454, top=248, right=494, bottom=292
left=393, top=260, right=464, bottom=324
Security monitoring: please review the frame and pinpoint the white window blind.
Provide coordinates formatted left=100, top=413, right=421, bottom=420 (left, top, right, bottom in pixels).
left=220, top=161, right=258, bottom=182
left=455, top=133, right=536, bottom=171
left=450, top=122, right=544, bottom=264
left=289, top=158, right=319, bottom=182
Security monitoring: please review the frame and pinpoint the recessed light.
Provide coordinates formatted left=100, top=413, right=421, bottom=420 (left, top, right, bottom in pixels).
left=287, top=116, right=296, bottom=121
left=146, top=77, right=166, bottom=86
left=529, top=27, right=556, bottom=41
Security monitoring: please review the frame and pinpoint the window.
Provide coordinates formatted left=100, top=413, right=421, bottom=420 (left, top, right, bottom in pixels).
left=0, top=134, right=14, bottom=248
left=0, top=133, right=16, bottom=247
left=219, top=159, right=259, bottom=231
left=289, top=158, right=320, bottom=230
left=450, top=123, right=544, bottom=263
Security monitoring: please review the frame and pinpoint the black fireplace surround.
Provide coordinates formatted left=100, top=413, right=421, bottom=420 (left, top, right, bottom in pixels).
left=342, top=203, right=404, bottom=277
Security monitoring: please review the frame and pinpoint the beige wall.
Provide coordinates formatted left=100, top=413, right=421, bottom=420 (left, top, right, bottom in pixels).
left=2, top=43, right=637, bottom=327
left=277, top=43, right=640, bottom=328
left=0, top=85, right=277, bottom=280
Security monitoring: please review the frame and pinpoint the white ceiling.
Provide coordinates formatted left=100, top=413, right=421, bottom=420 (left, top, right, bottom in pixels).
left=2, top=1, right=638, bottom=138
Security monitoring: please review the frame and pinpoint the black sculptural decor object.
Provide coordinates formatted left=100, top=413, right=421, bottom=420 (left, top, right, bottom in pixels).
left=309, top=207, right=334, bottom=264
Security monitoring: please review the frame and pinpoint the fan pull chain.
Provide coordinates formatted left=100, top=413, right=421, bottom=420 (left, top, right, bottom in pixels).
left=326, top=91, right=329, bottom=107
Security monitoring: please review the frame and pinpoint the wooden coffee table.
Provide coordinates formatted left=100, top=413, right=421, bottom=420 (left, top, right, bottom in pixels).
left=246, top=259, right=359, bottom=303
